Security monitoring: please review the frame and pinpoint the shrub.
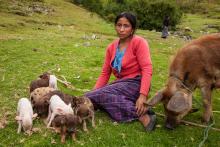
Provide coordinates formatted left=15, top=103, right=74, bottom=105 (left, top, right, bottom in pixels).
left=101, top=2, right=130, bottom=22
left=72, top=0, right=183, bottom=31
left=131, top=0, right=182, bottom=31
left=72, top=0, right=103, bottom=13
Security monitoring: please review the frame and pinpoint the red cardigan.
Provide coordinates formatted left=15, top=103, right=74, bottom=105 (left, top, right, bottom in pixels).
left=95, top=35, right=152, bottom=96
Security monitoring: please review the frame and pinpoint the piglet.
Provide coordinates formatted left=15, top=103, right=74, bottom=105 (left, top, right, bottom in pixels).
left=30, top=87, right=55, bottom=117
left=15, top=98, right=38, bottom=135
left=52, top=114, right=81, bottom=143
left=75, top=96, right=95, bottom=132
left=29, top=72, right=58, bottom=93
left=47, top=95, right=74, bottom=128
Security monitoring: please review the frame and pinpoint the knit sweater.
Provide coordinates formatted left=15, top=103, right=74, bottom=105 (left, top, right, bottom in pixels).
left=95, top=35, right=152, bottom=96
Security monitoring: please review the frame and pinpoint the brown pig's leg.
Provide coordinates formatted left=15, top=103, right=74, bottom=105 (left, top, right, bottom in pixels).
left=201, top=85, right=213, bottom=123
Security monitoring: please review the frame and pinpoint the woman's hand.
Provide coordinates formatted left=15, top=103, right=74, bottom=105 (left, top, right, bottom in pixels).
left=135, top=94, right=148, bottom=116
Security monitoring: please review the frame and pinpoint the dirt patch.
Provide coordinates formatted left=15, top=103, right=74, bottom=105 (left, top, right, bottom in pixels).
left=2, top=1, right=55, bottom=16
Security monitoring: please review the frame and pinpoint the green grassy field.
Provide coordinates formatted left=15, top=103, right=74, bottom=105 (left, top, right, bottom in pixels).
left=0, top=0, right=220, bottom=146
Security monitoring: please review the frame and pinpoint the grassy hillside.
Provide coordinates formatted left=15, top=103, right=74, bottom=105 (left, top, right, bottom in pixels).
left=0, top=0, right=220, bottom=146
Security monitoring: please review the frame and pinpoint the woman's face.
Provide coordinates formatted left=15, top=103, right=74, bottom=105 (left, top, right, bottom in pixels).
left=115, top=17, right=133, bottom=40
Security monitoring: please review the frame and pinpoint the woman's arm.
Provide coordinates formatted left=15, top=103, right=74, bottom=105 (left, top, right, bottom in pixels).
left=136, top=38, right=153, bottom=96
left=94, top=46, right=112, bottom=89
left=135, top=37, right=153, bottom=116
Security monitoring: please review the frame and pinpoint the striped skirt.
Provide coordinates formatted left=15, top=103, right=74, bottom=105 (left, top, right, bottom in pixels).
left=85, top=76, right=141, bottom=122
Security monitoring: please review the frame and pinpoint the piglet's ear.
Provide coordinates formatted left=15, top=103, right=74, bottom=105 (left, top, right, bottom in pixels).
left=77, top=116, right=82, bottom=124
left=32, top=113, right=38, bottom=119
left=56, top=108, right=64, bottom=115
left=39, top=72, right=49, bottom=79
left=15, top=116, right=21, bottom=121
left=44, top=99, right=50, bottom=105
left=67, top=103, right=71, bottom=107
left=167, top=92, right=191, bottom=113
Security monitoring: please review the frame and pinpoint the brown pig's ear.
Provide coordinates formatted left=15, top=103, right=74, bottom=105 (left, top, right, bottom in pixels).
left=167, top=92, right=191, bottom=113
left=144, top=89, right=164, bottom=106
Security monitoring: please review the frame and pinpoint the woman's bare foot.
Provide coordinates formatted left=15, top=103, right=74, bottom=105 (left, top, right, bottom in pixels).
left=138, top=114, right=150, bottom=127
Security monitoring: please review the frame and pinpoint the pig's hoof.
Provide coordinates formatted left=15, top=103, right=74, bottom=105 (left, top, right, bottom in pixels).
left=202, top=112, right=214, bottom=123
left=201, top=116, right=212, bottom=124
left=165, top=123, right=174, bottom=130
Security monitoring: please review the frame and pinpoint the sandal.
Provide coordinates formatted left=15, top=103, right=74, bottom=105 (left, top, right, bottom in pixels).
left=144, top=108, right=156, bottom=132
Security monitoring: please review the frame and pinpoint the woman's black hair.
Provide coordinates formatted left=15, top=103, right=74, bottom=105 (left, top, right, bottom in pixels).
left=115, top=12, right=137, bottom=32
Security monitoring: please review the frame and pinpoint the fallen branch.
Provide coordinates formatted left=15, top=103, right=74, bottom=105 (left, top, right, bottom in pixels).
left=56, top=77, right=89, bottom=92
left=56, top=78, right=76, bottom=90
left=155, top=112, right=220, bottom=132
left=57, top=78, right=71, bottom=86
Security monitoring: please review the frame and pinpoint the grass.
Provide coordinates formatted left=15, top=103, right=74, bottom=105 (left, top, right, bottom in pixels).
left=0, top=0, right=220, bottom=146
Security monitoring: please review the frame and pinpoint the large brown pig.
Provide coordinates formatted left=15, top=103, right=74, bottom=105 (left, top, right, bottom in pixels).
left=146, top=33, right=220, bottom=129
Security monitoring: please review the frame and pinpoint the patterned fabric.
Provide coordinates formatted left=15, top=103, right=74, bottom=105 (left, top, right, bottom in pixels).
left=112, top=46, right=126, bottom=73
left=85, top=76, right=141, bottom=122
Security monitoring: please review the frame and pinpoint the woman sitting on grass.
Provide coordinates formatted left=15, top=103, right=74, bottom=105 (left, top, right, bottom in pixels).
left=85, top=12, right=156, bottom=131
